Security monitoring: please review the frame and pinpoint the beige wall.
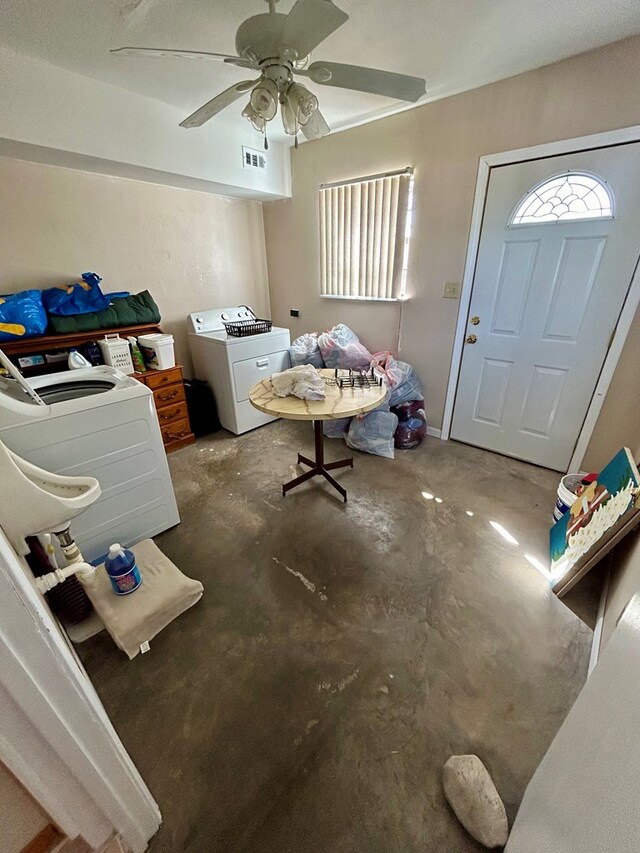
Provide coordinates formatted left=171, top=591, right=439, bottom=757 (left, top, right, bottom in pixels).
left=505, top=590, right=640, bottom=853
left=601, top=527, right=640, bottom=649
left=0, top=158, right=271, bottom=374
left=581, top=302, right=640, bottom=471
left=0, top=760, right=50, bottom=852
left=264, top=36, right=640, bottom=465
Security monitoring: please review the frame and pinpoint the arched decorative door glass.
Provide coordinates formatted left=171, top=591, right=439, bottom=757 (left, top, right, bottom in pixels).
left=510, top=172, right=613, bottom=225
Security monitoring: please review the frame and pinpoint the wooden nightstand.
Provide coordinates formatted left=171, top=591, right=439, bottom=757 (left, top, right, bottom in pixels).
left=134, top=365, right=195, bottom=452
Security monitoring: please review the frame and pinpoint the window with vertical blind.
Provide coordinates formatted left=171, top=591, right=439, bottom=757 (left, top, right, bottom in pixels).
left=319, top=169, right=414, bottom=301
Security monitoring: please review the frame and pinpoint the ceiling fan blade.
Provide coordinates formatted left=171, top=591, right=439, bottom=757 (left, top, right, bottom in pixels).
left=179, top=81, right=258, bottom=129
left=282, top=0, right=349, bottom=60
left=304, top=61, right=426, bottom=102
left=111, top=47, right=243, bottom=63
left=301, top=109, right=330, bottom=140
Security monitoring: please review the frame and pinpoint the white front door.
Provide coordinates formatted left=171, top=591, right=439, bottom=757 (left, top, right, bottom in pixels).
left=451, top=143, right=640, bottom=471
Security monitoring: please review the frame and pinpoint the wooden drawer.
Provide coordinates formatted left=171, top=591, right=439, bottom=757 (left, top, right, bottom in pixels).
left=146, top=366, right=183, bottom=390
left=156, top=401, right=188, bottom=426
left=153, top=383, right=186, bottom=407
left=160, top=417, right=192, bottom=444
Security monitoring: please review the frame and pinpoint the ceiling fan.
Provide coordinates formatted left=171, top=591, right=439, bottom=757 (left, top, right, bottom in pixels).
left=111, top=0, right=426, bottom=146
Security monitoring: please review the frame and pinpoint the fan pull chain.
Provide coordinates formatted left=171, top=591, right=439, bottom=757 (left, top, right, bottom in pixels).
left=264, top=129, right=269, bottom=151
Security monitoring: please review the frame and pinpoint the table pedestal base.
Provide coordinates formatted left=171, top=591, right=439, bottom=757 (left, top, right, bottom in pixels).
left=283, top=420, right=353, bottom=502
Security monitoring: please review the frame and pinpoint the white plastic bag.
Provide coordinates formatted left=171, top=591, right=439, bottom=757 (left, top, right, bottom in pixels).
left=289, top=333, right=325, bottom=368
left=346, top=410, right=398, bottom=459
left=318, top=324, right=372, bottom=370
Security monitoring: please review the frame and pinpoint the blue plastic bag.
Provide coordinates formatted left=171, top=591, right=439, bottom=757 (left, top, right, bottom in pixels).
left=323, top=417, right=351, bottom=438
left=0, top=290, right=48, bottom=342
left=42, top=272, right=111, bottom=316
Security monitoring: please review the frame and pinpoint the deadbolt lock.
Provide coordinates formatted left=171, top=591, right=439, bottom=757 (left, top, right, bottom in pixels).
left=470, top=316, right=480, bottom=325
left=466, top=334, right=478, bottom=344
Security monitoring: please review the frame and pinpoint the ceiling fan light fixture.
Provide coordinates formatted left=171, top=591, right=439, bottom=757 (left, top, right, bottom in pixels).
left=113, top=0, right=426, bottom=144
left=286, top=81, right=318, bottom=126
left=249, top=78, right=278, bottom=120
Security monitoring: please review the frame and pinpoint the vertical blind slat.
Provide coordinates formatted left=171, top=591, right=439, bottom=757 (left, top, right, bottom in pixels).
left=392, top=175, right=411, bottom=298
left=318, top=171, right=411, bottom=299
left=366, top=180, right=376, bottom=298
left=337, top=185, right=345, bottom=296
left=351, top=183, right=361, bottom=294
left=331, top=187, right=338, bottom=297
left=385, top=176, right=400, bottom=299
left=319, top=189, right=327, bottom=294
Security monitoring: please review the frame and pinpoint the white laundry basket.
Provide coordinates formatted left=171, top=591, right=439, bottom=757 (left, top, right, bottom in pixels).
left=138, top=334, right=175, bottom=370
left=97, top=335, right=134, bottom=375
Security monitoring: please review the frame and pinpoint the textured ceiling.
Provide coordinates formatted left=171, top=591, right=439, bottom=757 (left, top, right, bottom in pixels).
left=1, top=0, right=640, bottom=144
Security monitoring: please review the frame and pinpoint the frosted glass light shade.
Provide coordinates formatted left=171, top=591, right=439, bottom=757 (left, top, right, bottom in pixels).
left=286, top=82, right=318, bottom=126
left=242, top=102, right=266, bottom=132
left=281, top=100, right=298, bottom=136
left=249, top=79, right=278, bottom=120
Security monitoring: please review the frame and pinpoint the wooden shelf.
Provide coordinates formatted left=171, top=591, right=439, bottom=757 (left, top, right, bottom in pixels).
left=1, top=323, right=162, bottom=357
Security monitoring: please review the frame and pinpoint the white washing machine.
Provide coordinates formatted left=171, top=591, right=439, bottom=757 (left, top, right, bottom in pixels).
left=0, top=355, right=179, bottom=561
left=188, top=307, right=290, bottom=434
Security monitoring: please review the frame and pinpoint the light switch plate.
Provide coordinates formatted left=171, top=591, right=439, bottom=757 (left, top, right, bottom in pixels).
left=443, top=281, right=460, bottom=299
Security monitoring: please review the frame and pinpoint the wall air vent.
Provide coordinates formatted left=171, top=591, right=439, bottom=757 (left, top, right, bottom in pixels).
left=242, top=146, right=267, bottom=170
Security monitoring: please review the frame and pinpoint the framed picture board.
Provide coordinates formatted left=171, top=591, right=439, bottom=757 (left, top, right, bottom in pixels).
left=551, top=447, right=640, bottom=598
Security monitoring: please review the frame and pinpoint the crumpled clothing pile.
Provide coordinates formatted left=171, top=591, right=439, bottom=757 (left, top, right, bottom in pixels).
left=271, top=365, right=325, bottom=401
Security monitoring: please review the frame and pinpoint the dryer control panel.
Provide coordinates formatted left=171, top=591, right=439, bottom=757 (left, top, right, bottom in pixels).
left=188, top=306, right=255, bottom=335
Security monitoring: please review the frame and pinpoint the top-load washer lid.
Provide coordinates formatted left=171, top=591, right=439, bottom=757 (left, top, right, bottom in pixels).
left=0, top=348, right=45, bottom=406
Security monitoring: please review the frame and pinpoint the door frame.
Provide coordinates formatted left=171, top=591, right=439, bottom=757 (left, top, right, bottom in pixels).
left=0, top=527, right=161, bottom=852
left=441, top=124, right=640, bottom=472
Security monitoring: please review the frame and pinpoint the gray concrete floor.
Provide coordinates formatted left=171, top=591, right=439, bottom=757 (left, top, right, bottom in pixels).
left=77, top=422, right=595, bottom=852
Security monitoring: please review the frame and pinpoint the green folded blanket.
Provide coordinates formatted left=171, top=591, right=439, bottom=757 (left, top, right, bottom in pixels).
left=48, top=291, right=161, bottom=334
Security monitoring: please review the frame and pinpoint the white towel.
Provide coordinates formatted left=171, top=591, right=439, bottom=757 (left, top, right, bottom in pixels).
left=271, top=365, right=325, bottom=401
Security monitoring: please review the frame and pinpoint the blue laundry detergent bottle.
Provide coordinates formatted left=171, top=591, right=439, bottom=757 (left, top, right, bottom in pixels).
left=104, top=544, right=142, bottom=595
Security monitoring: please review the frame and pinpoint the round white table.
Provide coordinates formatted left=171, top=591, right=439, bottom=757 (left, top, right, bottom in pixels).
left=249, top=368, right=387, bottom=502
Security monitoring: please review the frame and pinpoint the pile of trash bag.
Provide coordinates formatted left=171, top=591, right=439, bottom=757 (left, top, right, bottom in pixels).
left=289, top=324, right=428, bottom=458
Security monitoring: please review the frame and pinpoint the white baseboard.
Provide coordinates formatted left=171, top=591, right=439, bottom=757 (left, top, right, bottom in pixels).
left=426, top=426, right=443, bottom=439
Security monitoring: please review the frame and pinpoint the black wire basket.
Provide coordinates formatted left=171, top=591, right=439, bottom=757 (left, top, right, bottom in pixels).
left=222, top=306, right=273, bottom=337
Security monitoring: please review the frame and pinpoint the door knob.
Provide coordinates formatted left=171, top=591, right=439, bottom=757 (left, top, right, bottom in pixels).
left=470, top=316, right=480, bottom=325
left=466, top=334, right=477, bottom=344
